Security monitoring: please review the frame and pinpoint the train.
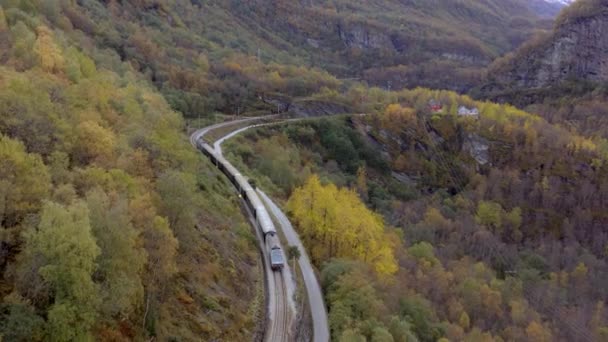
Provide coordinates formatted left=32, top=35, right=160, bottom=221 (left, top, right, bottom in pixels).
left=197, top=140, right=285, bottom=271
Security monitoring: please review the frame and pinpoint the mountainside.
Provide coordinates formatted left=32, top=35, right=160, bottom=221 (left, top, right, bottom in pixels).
left=224, top=85, right=608, bottom=341
left=233, top=0, right=552, bottom=91
left=1, top=0, right=606, bottom=341
left=480, top=0, right=608, bottom=99
left=48, top=0, right=552, bottom=104
left=0, top=2, right=263, bottom=341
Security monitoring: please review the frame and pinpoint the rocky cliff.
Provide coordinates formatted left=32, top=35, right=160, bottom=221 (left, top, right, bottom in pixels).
left=229, top=0, right=548, bottom=91
left=484, top=0, right=608, bottom=92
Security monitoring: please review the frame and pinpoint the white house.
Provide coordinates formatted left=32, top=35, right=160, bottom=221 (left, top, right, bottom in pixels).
left=458, top=106, right=479, bottom=117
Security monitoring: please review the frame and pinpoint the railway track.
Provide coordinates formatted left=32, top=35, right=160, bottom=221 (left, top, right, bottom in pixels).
left=191, top=117, right=295, bottom=342
left=267, top=272, right=291, bottom=342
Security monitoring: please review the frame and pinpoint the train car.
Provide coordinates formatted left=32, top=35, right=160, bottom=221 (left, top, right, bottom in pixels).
left=224, top=162, right=241, bottom=181
left=196, top=135, right=279, bottom=246
left=215, top=155, right=229, bottom=174
left=256, top=206, right=276, bottom=237
left=266, top=234, right=285, bottom=271
left=198, top=142, right=219, bottom=168
left=195, top=135, right=284, bottom=272
left=235, top=174, right=253, bottom=196
left=270, top=247, right=284, bottom=271
left=199, top=142, right=215, bottom=158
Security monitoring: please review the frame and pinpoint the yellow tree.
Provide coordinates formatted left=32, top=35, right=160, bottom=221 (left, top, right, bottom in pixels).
left=76, top=121, right=116, bottom=165
left=33, top=26, right=64, bottom=74
left=382, top=104, right=417, bottom=136
left=288, top=175, right=397, bottom=276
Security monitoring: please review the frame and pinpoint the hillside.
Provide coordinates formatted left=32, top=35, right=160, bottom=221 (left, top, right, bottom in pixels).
left=214, top=0, right=554, bottom=92
left=478, top=0, right=608, bottom=100
left=0, top=0, right=603, bottom=341
left=473, top=0, right=608, bottom=138
left=0, top=2, right=262, bottom=341
left=30, top=0, right=553, bottom=109
left=225, top=87, right=608, bottom=341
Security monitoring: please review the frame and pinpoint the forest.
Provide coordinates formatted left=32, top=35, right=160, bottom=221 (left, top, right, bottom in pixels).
left=224, top=85, right=608, bottom=341
left=0, top=1, right=264, bottom=341
left=0, top=0, right=604, bottom=341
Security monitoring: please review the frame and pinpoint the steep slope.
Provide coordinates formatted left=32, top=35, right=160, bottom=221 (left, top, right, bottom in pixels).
left=230, top=0, right=551, bottom=91
left=37, top=0, right=551, bottom=110
left=225, top=86, right=608, bottom=341
left=479, top=0, right=608, bottom=100
left=0, top=3, right=261, bottom=341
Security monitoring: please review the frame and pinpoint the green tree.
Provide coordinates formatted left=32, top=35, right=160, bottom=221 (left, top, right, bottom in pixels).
left=0, top=134, right=51, bottom=227
left=156, top=170, right=200, bottom=248
left=327, top=268, right=383, bottom=339
left=458, top=312, right=470, bottom=331
left=340, top=329, right=366, bottom=342
left=87, top=189, right=146, bottom=318
left=408, top=242, right=439, bottom=267
left=388, top=316, right=418, bottom=342
left=475, top=201, right=503, bottom=230
left=20, top=201, right=100, bottom=341
left=0, top=302, right=45, bottom=341
left=10, top=22, right=37, bottom=69
left=372, top=326, right=395, bottom=342
left=287, top=245, right=301, bottom=271
left=505, top=207, right=522, bottom=229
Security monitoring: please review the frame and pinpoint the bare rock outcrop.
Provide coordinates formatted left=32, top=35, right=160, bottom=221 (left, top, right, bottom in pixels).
left=486, top=1, right=608, bottom=91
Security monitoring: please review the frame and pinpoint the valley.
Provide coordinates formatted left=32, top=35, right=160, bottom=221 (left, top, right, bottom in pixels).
left=1, top=0, right=608, bottom=341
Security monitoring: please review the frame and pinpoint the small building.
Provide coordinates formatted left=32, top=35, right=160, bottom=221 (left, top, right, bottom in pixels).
left=429, top=100, right=444, bottom=113
left=458, top=106, right=479, bottom=117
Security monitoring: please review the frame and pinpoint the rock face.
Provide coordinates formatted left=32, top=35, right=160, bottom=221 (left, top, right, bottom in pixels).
left=489, top=1, right=608, bottom=89
left=289, top=100, right=351, bottom=118
left=463, top=133, right=490, bottom=165
left=336, top=23, right=397, bottom=51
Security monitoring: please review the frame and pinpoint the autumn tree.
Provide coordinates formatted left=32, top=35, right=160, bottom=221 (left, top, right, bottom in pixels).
left=86, top=189, right=146, bottom=318
left=475, top=201, right=503, bottom=231
left=0, top=134, right=51, bottom=227
left=526, top=321, right=552, bottom=342
left=382, top=104, right=417, bottom=136
left=129, top=193, right=178, bottom=331
left=287, top=175, right=397, bottom=276
left=459, top=312, right=471, bottom=331
left=33, top=26, right=65, bottom=74
left=75, top=121, right=116, bottom=165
